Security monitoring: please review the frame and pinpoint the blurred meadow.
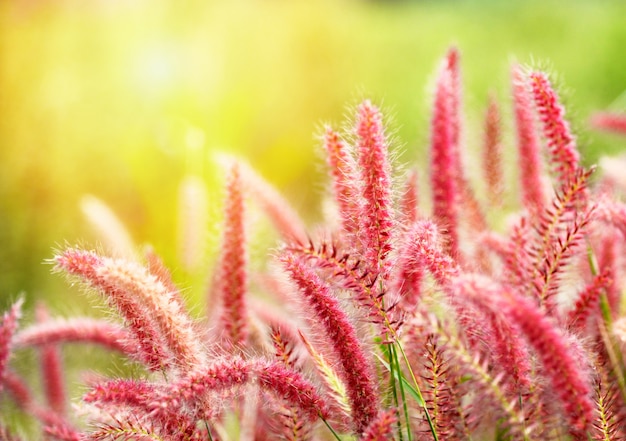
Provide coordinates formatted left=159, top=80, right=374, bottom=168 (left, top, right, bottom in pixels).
left=1, top=0, right=626, bottom=313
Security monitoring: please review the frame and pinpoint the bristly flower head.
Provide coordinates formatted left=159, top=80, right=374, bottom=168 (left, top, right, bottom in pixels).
left=355, top=99, right=394, bottom=276
left=529, top=71, right=580, bottom=186
left=4, top=48, right=626, bottom=441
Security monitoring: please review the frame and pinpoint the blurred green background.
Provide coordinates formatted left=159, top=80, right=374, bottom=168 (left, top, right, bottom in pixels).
left=2, top=0, right=626, bottom=312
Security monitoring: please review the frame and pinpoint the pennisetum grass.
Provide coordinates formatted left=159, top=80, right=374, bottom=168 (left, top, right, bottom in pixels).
left=3, top=48, right=626, bottom=440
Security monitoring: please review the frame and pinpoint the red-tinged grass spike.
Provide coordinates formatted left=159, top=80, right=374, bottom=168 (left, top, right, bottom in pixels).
left=149, top=358, right=250, bottom=418
left=3, top=371, right=79, bottom=439
left=216, top=164, right=249, bottom=348
left=504, top=294, right=593, bottom=436
left=421, top=333, right=465, bottom=439
left=457, top=275, right=594, bottom=434
left=0, top=298, right=23, bottom=393
left=56, top=248, right=203, bottom=371
left=324, top=126, right=360, bottom=237
left=429, top=318, right=527, bottom=435
left=512, top=65, right=546, bottom=213
left=282, top=253, right=379, bottom=434
left=537, top=204, right=596, bottom=314
left=430, top=61, right=460, bottom=257
left=446, top=46, right=462, bottom=150
left=528, top=168, right=595, bottom=308
left=567, top=268, right=612, bottom=331
left=257, top=361, right=329, bottom=422
left=35, top=303, right=66, bottom=416
left=483, top=92, right=504, bottom=207
left=529, top=71, right=580, bottom=186
left=288, top=241, right=398, bottom=342
left=15, top=318, right=132, bottom=355
left=55, top=249, right=169, bottom=370
left=83, top=378, right=156, bottom=415
left=590, top=111, right=626, bottom=135
left=402, top=220, right=460, bottom=288
left=359, top=409, right=396, bottom=441
left=238, top=160, right=308, bottom=246
left=399, top=170, right=419, bottom=226
left=355, top=100, right=394, bottom=276
left=270, top=325, right=297, bottom=369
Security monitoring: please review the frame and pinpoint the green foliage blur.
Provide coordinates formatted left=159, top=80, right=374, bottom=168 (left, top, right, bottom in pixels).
left=2, top=0, right=626, bottom=312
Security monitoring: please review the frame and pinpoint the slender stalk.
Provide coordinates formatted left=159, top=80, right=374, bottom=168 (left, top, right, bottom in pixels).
left=395, top=341, right=439, bottom=441
left=321, top=416, right=343, bottom=441
left=391, top=342, right=412, bottom=441
left=384, top=343, right=403, bottom=441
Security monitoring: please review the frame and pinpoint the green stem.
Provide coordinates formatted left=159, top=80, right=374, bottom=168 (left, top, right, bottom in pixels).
left=321, top=415, right=343, bottom=441
left=395, top=341, right=439, bottom=441
left=391, top=343, right=412, bottom=441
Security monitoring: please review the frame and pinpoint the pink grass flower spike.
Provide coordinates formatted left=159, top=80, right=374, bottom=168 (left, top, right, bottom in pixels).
left=512, top=65, right=546, bottom=212
left=355, top=100, right=394, bottom=276
left=430, top=57, right=460, bottom=257
left=216, top=164, right=249, bottom=349
left=529, top=71, right=580, bottom=186
left=282, top=253, right=380, bottom=434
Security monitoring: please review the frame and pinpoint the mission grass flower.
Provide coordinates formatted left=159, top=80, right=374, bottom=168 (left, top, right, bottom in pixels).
left=430, top=57, right=460, bottom=258
left=355, top=100, right=394, bottom=276
left=483, top=92, right=504, bottom=207
left=590, top=111, right=626, bottom=135
left=282, top=253, right=380, bottom=434
left=5, top=49, right=626, bottom=440
left=55, top=248, right=203, bottom=371
left=35, top=303, right=66, bottom=416
left=216, top=164, right=249, bottom=348
left=529, top=71, right=580, bottom=187
left=0, top=298, right=23, bottom=393
left=512, top=65, right=546, bottom=212
left=324, top=125, right=360, bottom=237
left=454, top=274, right=595, bottom=434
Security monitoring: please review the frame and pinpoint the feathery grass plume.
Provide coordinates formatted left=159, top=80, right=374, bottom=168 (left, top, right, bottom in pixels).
left=35, top=303, right=66, bottom=416
left=430, top=55, right=460, bottom=257
left=298, top=329, right=351, bottom=421
left=483, top=92, right=504, bottom=207
left=512, top=65, right=546, bottom=213
left=590, top=112, right=626, bottom=135
left=288, top=239, right=400, bottom=342
left=270, top=327, right=314, bottom=441
left=428, top=317, right=528, bottom=437
left=2, top=371, right=79, bottom=440
left=0, top=298, right=22, bottom=393
left=529, top=71, right=580, bottom=187
left=55, top=248, right=202, bottom=371
left=355, top=100, right=395, bottom=277
left=456, top=274, right=595, bottom=435
left=237, top=159, right=308, bottom=245
left=567, top=269, right=612, bottom=332
left=446, top=47, right=488, bottom=237
left=83, top=378, right=157, bottom=418
left=14, top=318, right=132, bottom=355
left=401, top=220, right=460, bottom=288
left=257, top=361, right=330, bottom=422
left=591, top=361, right=626, bottom=441
left=420, top=333, right=465, bottom=440
left=360, top=410, right=397, bottom=441
left=527, top=167, right=595, bottom=310
left=282, top=253, right=379, bottom=434
left=324, top=125, right=360, bottom=238
left=215, top=164, right=249, bottom=348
